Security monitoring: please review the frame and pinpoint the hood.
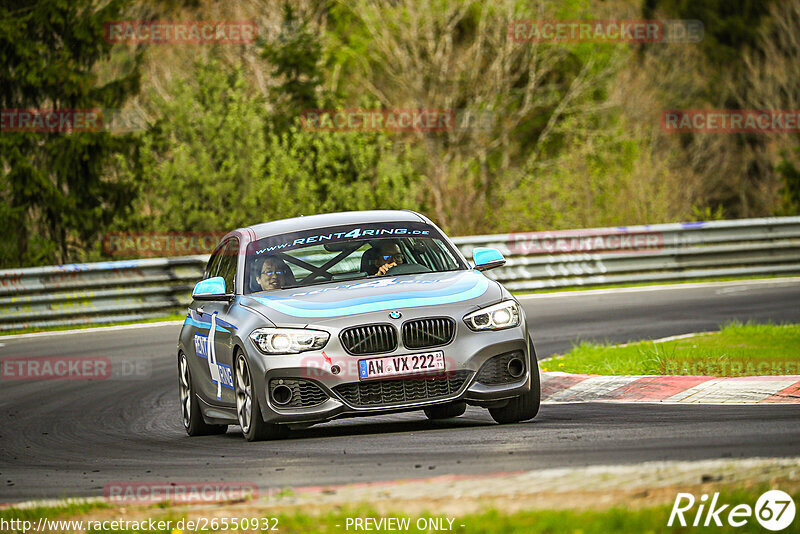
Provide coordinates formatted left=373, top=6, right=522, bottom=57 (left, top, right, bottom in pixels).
left=241, top=270, right=501, bottom=323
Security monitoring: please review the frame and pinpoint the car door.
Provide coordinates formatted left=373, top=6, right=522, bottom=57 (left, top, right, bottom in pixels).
left=191, top=238, right=238, bottom=406
left=185, top=245, right=222, bottom=401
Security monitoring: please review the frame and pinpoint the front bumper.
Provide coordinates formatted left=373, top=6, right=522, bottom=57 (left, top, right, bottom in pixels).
left=247, top=320, right=532, bottom=425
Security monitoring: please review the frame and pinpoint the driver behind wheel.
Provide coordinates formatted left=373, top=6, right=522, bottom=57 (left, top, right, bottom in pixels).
left=373, top=240, right=404, bottom=276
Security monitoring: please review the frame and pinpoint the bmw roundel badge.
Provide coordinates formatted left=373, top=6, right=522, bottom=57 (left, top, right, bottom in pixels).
left=389, top=311, right=402, bottom=320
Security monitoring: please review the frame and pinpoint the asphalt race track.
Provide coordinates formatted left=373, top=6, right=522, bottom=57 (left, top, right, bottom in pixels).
left=1, top=279, right=799, bottom=502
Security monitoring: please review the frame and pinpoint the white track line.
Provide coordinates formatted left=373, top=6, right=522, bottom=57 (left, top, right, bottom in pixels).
left=1, top=320, right=184, bottom=341
left=517, top=276, right=800, bottom=299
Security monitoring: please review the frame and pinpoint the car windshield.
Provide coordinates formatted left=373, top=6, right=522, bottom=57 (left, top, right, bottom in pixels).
left=244, top=222, right=466, bottom=294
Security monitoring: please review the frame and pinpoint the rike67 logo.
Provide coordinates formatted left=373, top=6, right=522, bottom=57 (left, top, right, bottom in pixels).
left=669, top=490, right=796, bottom=531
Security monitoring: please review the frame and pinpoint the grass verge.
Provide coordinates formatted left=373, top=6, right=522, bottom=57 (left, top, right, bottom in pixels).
left=1, top=485, right=797, bottom=533
left=541, top=322, right=800, bottom=376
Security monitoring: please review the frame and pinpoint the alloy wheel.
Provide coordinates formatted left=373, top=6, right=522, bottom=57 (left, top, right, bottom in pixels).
left=236, top=355, right=252, bottom=433
left=179, top=355, right=191, bottom=429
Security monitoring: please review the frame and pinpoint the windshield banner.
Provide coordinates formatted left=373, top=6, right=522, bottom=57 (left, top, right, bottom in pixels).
left=248, top=222, right=437, bottom=256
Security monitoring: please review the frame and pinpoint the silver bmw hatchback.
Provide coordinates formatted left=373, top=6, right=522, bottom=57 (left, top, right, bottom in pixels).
left=178, top=210, right=539, bottom=441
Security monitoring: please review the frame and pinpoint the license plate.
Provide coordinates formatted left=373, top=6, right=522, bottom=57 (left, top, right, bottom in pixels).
left=358, top=351, right=445, bottom=380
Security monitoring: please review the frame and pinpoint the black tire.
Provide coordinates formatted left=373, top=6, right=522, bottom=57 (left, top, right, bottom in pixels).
left=178, top=353, right=228, bottom=436
left=488, top=340, right=541, bottom=424
left=424, top=401, right=467, bottom=420
left=235, top=352, right=287, bottom=442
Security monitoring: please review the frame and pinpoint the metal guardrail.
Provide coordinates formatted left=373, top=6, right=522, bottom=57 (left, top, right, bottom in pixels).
left=1, top=217, right=799, bottom=331
left=453, top=216, right=800, bottom=291
left=0, top=256, right=207, bottom=331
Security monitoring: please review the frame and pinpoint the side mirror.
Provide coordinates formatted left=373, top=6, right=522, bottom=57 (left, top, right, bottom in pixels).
left=192, top=276, right=232, bottom=301
left=472, top=247, right=506, bottom=271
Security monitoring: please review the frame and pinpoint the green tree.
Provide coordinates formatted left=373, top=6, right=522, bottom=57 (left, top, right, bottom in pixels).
left=123, top=56, right=421, bottom=234
left=777, top=154, right=800, bottom=215
left=640, top=0, right=783, bottom=220
left=121, top=59, right=267, bottom=233
left=261, top=125, right=421, bottom=218
left=327, top=0, right=624, bottom=234
left=261, top=1, right=325, bottom=133
left=642, top=0, right=774, bottom=73
left=0, top=0, right=141, bottom=267
left=256, top=1, right=422, bottom=221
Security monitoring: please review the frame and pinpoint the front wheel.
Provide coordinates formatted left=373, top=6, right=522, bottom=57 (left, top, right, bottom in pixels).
left=235, top=352, right=286, bottom=442
left=488, top=340, right=541, bottom=424
left=178, top=353, right=227, bottom=436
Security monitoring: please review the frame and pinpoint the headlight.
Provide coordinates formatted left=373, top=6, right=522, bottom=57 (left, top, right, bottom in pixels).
left=463, top=300, right=520, bottom=331
left=249, top=328, right=329, bottom=354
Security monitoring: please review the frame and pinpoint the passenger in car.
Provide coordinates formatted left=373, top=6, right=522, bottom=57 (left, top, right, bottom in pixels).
left=253, top=255, right=293, bottom=291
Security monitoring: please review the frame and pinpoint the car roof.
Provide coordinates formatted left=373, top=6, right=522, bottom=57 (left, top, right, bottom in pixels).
left=241, top=210, right=429, bottom=240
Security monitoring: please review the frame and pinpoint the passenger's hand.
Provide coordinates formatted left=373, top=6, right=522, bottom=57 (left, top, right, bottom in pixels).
left=376, top=261, right=397, bottom=276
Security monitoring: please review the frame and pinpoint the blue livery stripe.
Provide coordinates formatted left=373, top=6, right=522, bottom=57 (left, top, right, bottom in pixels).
left=252, top=276, right=489, bottom=318
left=183, top=310, right=238, bottom=332
left=183, top=317, right=232, bottom=333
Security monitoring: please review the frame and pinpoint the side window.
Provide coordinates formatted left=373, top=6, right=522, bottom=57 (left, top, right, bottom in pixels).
left=428, top=239, right=458, bottom=270
left=204, top=248, right=223, bottom=280
left=216, top=239, right=239, bottom=293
